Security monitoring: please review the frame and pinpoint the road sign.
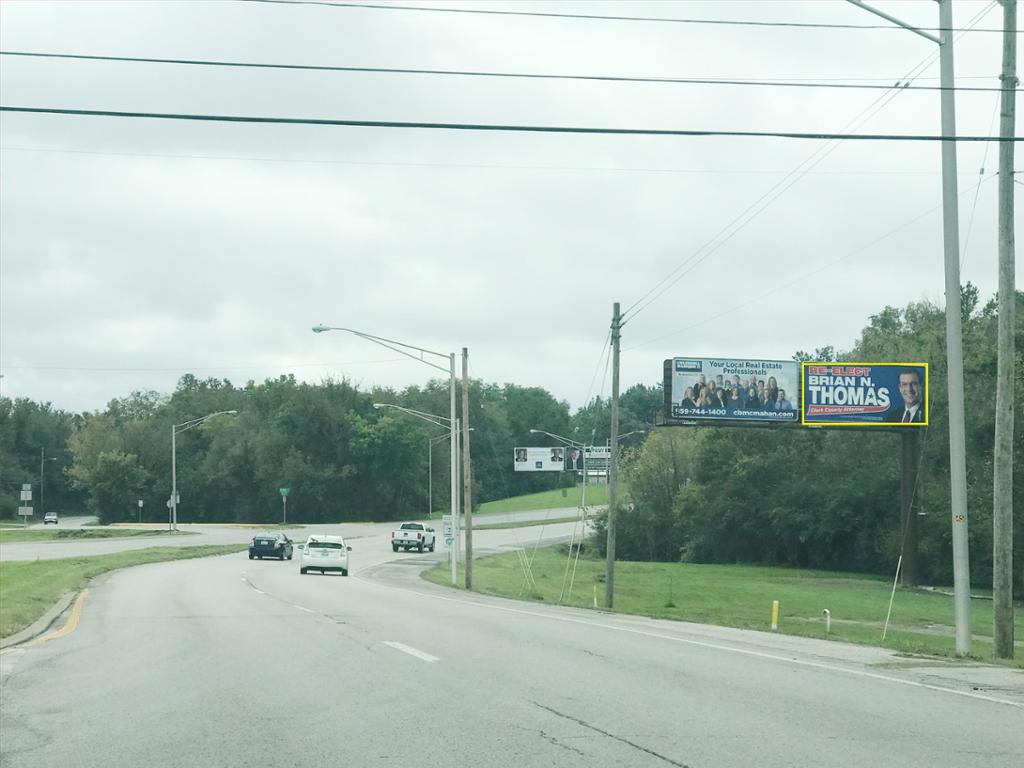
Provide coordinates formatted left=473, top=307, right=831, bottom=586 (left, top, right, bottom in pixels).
left=279, top=487, right=290, bottom=497
left=20, top=489, right=32, bottom=501
left=17, top=506, right=33, bottom=516
left=442, top=514, right=453, bottom=536
left=445, top=536, right=453, bottom=546
left=21, top=483, right=31, bottom=490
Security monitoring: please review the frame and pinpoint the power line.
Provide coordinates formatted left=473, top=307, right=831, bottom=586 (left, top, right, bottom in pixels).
left=624, top=172, right=998, bottom=352
left=0, top=50, right=1009, bottom=93
left=241, top=0, right=1013, bottom=33
left=2, top=106, right=1018, bottom=142
left=0, top=358, right=408, bottom=372
left=0, top=145, right=962, bottom=176
left=620, top=1, right=997, bottom=325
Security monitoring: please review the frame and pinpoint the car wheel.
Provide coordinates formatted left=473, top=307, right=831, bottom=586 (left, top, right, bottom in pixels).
left=417, top=542, right=424, bottom=553
left=248, top=553, right=254, bottom=560
left=429, top=542, right=435, bottom=552
left=300, top=567, right=307, bottom=574
left=392, top=544, right=399, bottom=552
left=341, top=569, right=348, bottom=577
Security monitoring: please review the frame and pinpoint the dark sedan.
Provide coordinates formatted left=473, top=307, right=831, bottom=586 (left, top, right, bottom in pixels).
left=249, top=533, right=293, bottom=560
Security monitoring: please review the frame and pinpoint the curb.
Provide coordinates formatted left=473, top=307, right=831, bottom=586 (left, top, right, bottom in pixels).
left=0, top=590, right=78, bottom=650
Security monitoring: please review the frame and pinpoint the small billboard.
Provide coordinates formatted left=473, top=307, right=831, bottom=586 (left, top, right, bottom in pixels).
left=666, top=357, right=800, bottom=423
left=801, top=362, right=928, bottom=427
left=514, top=447, right=567, bottom=472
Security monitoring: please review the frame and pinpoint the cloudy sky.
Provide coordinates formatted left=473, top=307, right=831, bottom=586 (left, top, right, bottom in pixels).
left=0, top=0, right=1014, bottom=414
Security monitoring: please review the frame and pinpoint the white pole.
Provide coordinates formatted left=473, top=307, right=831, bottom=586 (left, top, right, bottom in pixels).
left=449, top=353, right=458, bottom=587
left=171, top=426, right=178, bottom=531
left=428, top=438, right=433, bottom=519
left=938, top=0, right=972, bottom=656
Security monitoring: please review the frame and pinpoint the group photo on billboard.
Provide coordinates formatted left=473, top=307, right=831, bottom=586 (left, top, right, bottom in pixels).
left=801, top=362, right=928, bottom=427
left=668, top=357, right=800, bottom=423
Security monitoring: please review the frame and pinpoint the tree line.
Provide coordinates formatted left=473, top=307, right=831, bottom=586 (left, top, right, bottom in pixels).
left=1, top=288, right=1018, bottom=590
left=595, top=287, right=1023, bottom=591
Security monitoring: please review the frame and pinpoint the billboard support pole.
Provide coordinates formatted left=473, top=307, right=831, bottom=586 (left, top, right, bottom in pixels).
left=605, top=302, right=621, bottom=610
left=899, top=430, right=921, bottom=588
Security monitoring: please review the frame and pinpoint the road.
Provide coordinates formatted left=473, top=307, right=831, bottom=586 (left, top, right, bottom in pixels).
left=1, top=522, right=1022, bottom=767
left=0, top=507, right=582, bottom=561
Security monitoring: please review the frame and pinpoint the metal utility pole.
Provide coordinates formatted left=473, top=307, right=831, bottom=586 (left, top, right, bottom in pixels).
left=993, top=0, right=1017, bottom=660
left=462, top=347, right=473, bottom=591
left=39, top=448, right=45, bottom=520
left=937, top=0, right=973, bottom=657
left=605, top=302, right=621, bottom=609
left=847, top=0, right=973, bottom=656
left=450, top=353, right=460, bottom=583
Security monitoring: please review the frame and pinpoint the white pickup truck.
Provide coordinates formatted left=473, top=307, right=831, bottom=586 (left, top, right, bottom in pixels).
left=391, top=522, right=436, bottom=553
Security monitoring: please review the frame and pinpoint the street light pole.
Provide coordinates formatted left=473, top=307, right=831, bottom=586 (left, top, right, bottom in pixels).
left=314, top=325, right=462, bottom=574
left=845, top=0, right=972, bottom=657
left=171, top=410, right=238, bottom=531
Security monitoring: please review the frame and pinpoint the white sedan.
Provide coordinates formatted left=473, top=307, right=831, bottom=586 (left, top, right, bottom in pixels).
left=299, top=535, right=351, bottom=576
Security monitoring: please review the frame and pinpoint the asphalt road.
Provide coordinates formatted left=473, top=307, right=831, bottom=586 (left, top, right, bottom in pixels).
left=0, top=508, right=581, bottom=561
left=1, top=523, right=1022, bottom=768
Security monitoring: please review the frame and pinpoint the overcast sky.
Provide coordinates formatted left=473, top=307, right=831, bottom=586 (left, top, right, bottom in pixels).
left=0, top=0, right=1015, bottom=414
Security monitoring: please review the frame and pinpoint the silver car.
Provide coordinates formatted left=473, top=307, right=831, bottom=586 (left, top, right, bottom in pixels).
left=300, top=535, right=351, bottom=576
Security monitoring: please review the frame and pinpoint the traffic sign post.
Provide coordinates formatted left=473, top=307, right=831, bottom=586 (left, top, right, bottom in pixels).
left=138, top=499, right=144, bottom=524
left=18, top=505, right=33, bottom=528
left=280, top=487, right=289, bottom=525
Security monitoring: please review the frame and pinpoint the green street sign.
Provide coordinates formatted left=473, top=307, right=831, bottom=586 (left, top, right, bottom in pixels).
left=279, top=487, right=290, bottom=497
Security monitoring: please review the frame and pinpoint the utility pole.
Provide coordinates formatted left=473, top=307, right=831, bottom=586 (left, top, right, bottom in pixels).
left=993, top=0, right=1017, bottom=660
left=462, top=347, right=473, bottom=591
left=605, top=302, right=621, bottom=609
left=39, top=448, right=45, bottom=520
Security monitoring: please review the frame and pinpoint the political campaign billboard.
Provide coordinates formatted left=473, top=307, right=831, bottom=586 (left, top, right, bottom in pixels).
left=513, top=447, right=566, bottom=472
left=801, top=362, right=928, bottom=427
left=666, top=357, right=800, bottom=423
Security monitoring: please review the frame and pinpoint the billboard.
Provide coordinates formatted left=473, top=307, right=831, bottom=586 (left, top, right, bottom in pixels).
left=513, top=447, right=567, bottom=472
left=667, top=357, right=800, bottom=423
left=802, top=362, right=928, bottom=427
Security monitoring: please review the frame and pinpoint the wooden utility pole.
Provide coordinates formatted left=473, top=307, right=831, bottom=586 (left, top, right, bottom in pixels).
left=993, top=0, right=1017, bottom=660
left=462, top=347, right=473, bottom=591
left=899, top=431, right=921, bottom=588
left=605, top=302, right=621, bottom=609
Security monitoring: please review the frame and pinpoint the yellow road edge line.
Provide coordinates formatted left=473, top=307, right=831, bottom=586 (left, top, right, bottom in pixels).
left=25, top=589, right=90, bottom=648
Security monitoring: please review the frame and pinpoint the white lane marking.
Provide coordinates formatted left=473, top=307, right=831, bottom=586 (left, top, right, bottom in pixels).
left=294, top=605, right=315, bottom=614
left=356, top=574, right=1023, bottom=709
left=383, top=641, right=439, bottom=663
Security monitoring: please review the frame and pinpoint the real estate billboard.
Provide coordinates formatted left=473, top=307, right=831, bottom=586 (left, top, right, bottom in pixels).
left=666, top=357, right=800, bottom=423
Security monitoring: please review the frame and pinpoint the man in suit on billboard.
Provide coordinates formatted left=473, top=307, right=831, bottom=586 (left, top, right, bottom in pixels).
left=886, top=368, right=925, bottom=424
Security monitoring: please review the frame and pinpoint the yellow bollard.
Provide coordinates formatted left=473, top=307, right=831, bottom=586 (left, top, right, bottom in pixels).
left=771, top=600, right=780, bottom=631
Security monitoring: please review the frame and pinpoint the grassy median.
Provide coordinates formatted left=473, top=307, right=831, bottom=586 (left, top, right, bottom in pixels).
left=424, top=546, right=1024, bottom=665
left=0, top=545, right=246, bottom=638
left=475, top=485, right=609, bottom=516
left=0, top=528, right=197, bottom=544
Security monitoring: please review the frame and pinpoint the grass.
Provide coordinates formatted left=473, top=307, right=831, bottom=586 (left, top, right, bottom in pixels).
left=0, top=528, right=197, bottom=543
left=475, top=485, right=610, bottom=516
left=473, top=516, right=580, bottom=531
left=423, top=546, right=1024, bottom=666
left=0, top=544, right=247, bottom=639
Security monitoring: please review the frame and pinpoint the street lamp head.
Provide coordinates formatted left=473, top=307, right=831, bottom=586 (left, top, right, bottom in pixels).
left=226, top=410, right=238, bottom=415
left=311, top=324, right=331, bottom=333
left=372, top=403, right=384, bottom=409
left=529, top=429, right=539, bottom=434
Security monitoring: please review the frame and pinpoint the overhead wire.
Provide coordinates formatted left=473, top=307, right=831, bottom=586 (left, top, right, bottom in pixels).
left=240, top=0, right=1013, bottom=33
left=620, top=0, right=998, bottom=326
left=960, top=95, right=1003, bottom=270
left=1, top=106, right=1015, bottom=143
left=0, top=50, right=1010, bottom=93
left=624, top=172, right=998, bottom=352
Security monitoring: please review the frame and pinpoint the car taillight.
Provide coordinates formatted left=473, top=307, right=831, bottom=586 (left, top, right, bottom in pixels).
left=417, top=532, right=422, bottom=540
